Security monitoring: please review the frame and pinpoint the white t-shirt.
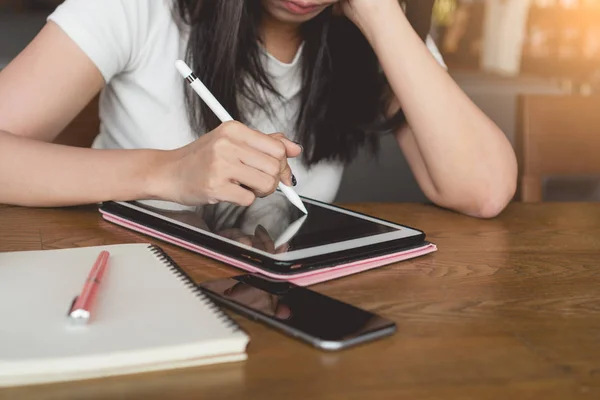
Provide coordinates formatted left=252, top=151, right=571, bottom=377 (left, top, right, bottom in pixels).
left=48, top=0, right=445, bottom=204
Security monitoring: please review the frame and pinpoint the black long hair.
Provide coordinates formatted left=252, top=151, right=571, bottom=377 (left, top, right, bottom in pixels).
left=174, top=0, right=435, bottom=166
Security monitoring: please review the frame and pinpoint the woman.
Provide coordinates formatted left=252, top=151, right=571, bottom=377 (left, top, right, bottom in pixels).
left=0, top=0, right=517, bottom=218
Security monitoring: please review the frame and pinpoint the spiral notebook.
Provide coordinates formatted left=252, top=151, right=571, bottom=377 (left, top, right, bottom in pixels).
left=0, top=243, right=249, bottom=387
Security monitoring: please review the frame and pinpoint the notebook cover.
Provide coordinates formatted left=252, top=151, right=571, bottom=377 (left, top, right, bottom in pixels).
left=100, top=211, right=437, bottom=286
left=0, top=243, right=249, bottom=387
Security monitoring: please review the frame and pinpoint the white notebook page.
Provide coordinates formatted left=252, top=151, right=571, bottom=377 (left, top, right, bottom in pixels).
left=0, top=243, right=248, bottom=386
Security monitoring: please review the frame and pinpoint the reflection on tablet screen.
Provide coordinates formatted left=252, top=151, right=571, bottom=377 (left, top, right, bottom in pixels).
left=131, top=193, right=398, bottom=254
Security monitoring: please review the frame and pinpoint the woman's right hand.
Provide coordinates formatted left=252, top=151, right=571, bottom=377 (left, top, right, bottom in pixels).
left=156, top=121, right=302, bottom=207
left=0, top=22, right=299, bottom=208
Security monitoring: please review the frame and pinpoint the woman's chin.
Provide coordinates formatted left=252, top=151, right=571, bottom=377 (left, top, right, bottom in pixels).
left=265, top=2, right=328, bottom=25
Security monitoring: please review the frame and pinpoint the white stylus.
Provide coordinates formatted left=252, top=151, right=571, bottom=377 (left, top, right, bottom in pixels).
left=175, top=60, right=308, bottom=215
left=274, top=214, right=308, bottom=250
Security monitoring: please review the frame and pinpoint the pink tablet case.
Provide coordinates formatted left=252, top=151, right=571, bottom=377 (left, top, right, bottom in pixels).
left=100, top=210, right=437, bottom=286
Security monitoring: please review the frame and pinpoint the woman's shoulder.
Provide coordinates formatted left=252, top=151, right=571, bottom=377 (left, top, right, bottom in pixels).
left=47, top=0, right=176, bottom=82
left=48, top=0, right=172, bottom=25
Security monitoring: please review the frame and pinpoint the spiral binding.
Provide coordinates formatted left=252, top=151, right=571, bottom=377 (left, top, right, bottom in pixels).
left=147, top=244, right=242, bottom=333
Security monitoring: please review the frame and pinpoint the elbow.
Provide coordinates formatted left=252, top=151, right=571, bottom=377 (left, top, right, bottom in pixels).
left=421, top=143, right=519, bottom=218
left=477, top=154, right=519, bottom=218
left=425, top=125, right=519, bottom=218
left=459, top=149, right=518, bottom=219
left=468, top=189, right=514, bottom=219
left=462, top=172, right=517, bottom=219
left=432, top=171, right=517, bottom=219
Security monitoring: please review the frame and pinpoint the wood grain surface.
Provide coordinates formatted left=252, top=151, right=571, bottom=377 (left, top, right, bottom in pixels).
left=0, top=202, right=599, bottom=400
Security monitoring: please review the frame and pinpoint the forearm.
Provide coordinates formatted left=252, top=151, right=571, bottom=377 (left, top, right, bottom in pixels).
left=0, top=131, right=165, bottom=207
left=358, top=3, right=517, bottom=215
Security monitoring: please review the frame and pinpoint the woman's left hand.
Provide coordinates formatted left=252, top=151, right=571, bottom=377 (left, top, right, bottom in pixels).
left=334, top=0, right=402, bottom=33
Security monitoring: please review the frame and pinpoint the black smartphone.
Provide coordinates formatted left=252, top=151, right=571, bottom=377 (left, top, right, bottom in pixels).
left=197, top=274, right=397, bottom=351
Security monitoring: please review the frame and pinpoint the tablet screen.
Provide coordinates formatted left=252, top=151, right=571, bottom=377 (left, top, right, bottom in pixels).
left=127, top=192, right=404, bottom=255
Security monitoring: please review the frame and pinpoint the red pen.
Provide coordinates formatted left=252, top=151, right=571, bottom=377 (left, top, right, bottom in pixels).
left=69, top=250, right=109, bottom=324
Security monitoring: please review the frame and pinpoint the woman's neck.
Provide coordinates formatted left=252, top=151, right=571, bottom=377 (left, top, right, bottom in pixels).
left=260, top=14, right=303, bottom=64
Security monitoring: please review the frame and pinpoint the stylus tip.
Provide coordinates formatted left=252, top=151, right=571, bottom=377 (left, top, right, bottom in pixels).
left=297, top=201, right=308, bottom=215
left=287, top=193, right=308, bottom=215
left=278, top=183, right=308, bottom=214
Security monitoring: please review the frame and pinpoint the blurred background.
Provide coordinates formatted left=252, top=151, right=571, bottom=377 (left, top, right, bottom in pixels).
left=1, top=0, right=599, bottom=203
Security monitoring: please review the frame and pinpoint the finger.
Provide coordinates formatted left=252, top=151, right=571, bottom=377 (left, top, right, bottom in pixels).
left=253, top=225, right=275, bottom=253
left=230, top=164, right=278, bottom=197
left=266, top=133, right=296, bottom=187
left=235, top=144, right=281, bottom=179
left=222, top=122, right=294, bottom=161
left=279, top=162, right=294, bottom=188
left=275, top=242, right=290, bottom=254
left=270, top=133, right=303, bottom=158
left=274, top=303, right=292, bottom=320
left=221, top=123, right=296, bottom=187
left=213, top=183, right=256, bottom=207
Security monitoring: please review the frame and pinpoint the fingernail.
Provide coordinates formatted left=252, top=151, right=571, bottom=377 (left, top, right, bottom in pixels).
left=293, top=141, right=304, bottom=152
left=291, top=174, right=297, bottom=186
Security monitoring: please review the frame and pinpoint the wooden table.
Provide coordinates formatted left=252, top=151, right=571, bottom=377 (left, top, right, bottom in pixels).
left=1, top=202, right=599, bottom=400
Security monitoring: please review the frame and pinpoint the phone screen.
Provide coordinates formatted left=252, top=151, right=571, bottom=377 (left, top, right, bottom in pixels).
left=198, top=274, right=396, bottom=344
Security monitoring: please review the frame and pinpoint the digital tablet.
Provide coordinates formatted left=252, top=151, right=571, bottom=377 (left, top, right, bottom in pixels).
left=99, top=192, right=434, bottom=278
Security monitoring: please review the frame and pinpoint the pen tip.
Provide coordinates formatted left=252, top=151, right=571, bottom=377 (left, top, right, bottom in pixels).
left=298, top=202, right=308, bottom=215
